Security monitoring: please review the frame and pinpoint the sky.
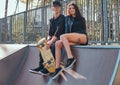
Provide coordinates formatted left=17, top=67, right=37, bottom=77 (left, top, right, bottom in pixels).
left=0, top=0, right=26, bottom=18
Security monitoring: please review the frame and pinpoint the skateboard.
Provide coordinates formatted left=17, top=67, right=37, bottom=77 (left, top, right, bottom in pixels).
left=37, top=38, right=67, bottom=81
left=37, top=38, right=55, bottom=73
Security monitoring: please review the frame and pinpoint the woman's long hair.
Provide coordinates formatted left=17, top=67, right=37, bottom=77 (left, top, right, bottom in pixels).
left=67, top=3, right=82, bottom=18
left=67, top=3, right=86, bottom=31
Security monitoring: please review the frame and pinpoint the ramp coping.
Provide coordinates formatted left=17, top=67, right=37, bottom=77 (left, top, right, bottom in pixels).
left=29, top=44, right=120, bottom=49
left=73, top=45, right=120, bottom=49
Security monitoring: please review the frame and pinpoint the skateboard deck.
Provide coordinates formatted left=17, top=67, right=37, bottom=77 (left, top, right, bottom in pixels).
left=37, top=38, right=55, bottom=73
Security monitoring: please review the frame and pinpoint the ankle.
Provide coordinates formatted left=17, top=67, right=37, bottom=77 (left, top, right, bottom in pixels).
left=56, top=67, right=61, bottom=70
left=68, top=57, right=74, bottom=59
left=56, top=65, right=60, bottom=69
left=68, top=56, right=74, bottom=59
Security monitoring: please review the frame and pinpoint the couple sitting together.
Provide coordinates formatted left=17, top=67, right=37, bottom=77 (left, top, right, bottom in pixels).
left=29, top=1, right=88, bottom=79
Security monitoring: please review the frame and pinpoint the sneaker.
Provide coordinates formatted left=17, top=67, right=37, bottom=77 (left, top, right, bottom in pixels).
left=51, top=67, right=62, bottom=79
left=65, top=58, right=76, bottom=69
left=39, top=68, right=49, bottom=75
left=29, top=66, right=43, bottom=74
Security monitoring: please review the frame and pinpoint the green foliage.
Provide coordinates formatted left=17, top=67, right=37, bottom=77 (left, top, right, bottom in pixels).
left=12, top=14, right=24, bottom=43
left=20, top=0, right=34, bottom=3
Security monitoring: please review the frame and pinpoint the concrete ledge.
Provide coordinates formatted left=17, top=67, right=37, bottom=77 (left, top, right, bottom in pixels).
left=0, top=44, right=27, bottom=60
left=72, top=45, right=120, bottom=49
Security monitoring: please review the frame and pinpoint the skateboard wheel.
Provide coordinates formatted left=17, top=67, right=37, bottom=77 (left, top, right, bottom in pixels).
left=39, top=45, right=42, bottom=49
left=43, top=62, right=47, bottom=66
left=50, top=58, right=53, bottom=61
left=47, top=60, right=51, bottom=64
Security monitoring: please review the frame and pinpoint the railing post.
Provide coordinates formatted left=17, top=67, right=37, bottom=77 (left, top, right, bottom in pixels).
left=41, top=6, right=45, bottom=38
left=23, top=12, right=27, bottom=43
left=0, top=19, right=2, bottom=42
left=9, top=16, right=12, bottom=42
left=102, top=0, right=108, bottom=44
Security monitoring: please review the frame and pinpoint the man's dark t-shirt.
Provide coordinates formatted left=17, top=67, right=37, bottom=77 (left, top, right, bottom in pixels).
left=49, top=14, right=65, bottom=40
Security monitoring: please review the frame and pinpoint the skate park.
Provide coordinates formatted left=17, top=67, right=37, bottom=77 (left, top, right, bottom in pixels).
left=0, top=44, right=120, bottom=85
left=0, top=0, right=120, bottom=85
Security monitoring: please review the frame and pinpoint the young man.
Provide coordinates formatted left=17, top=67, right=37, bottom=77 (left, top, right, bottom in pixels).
left=29, top=1, right=65, bottom=75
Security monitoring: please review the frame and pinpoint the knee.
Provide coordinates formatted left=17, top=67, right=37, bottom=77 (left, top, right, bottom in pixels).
left=60, top=34, right=67, bottom=40
left=55, top=40, right=62, bottom=48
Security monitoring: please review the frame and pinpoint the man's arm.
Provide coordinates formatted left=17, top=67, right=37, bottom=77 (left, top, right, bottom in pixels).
left=54, top=16, right=65, bottom=38
left=49, top=16, right=65, bottom=44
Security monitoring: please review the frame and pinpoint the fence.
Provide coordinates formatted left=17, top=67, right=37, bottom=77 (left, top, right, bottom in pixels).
left=0, top=5, right=51, bottom=44
left=0, top=0, right=120, bottom=44
left=77, top=0, right=120, bottom=44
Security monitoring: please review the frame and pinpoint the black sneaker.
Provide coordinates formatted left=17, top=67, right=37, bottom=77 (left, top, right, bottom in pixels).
left=51, top=67, right=62, bottom=79
left=65, top=58, right=76, bottom=69
left=29, top=66, right=43, bottom=74
left=39, top=68, right=49, bottom=75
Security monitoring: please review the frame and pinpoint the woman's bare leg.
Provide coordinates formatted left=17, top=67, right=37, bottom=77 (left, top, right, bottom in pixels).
left=60, top=33, right=87, bottom=59
left=55, top=40, right=63, bottom=68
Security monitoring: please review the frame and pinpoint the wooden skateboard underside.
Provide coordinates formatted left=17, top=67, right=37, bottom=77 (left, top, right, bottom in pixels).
left=37, top=38, right=55, bottom=73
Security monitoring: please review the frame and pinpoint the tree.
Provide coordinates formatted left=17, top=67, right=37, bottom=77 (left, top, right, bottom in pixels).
left=20, top=0, right=34, bottom=3
left=14, top=0, right=19, bottom=14
left=20, top=0, right=34, bottom=10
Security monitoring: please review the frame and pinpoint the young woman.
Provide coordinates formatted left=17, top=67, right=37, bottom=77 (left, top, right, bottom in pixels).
left=51, top=3, right=88, bottom=79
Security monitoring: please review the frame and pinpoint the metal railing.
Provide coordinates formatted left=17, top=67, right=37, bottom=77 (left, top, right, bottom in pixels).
left=0, top=5, right=51, bottom=44
left=0, top=0, right=120, bottom=44
left=76, top=0, right=120, bottom=44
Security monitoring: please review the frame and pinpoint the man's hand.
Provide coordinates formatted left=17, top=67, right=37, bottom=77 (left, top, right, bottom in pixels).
left=46, top=36, right=57, bottom=50
left=46, top=40, right=53, bottom=50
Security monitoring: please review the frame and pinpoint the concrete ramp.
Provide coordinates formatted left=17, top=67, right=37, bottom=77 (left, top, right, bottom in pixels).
left=0, top=44, right=28, bottom=85
left=71, top=46, right=120, bottom=85
left=0, top=45, right=120, bottom=85
left=13, top=46, right=47, bottom=85
left=13, top=46, right=120, bottom=85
